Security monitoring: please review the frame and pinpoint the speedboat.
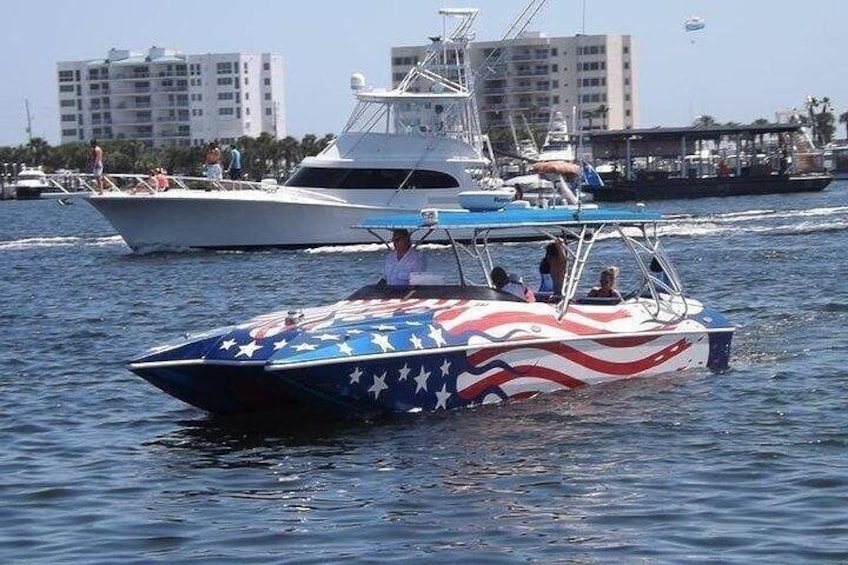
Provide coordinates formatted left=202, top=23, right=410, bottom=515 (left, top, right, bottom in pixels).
left=128, top=202, right=735, bottom=418
left=85, top=9, right=516, bottom=251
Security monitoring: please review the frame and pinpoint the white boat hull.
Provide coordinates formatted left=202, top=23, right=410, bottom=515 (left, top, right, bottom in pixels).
left=88, top=188, right=468, bottom=250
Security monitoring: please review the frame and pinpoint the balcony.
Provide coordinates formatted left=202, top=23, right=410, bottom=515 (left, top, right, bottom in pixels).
left=510, top=52, right=550, bottom=62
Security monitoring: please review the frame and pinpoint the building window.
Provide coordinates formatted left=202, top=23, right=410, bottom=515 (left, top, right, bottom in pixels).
left=217, top=77, right=233, bottom=85
left=218, top=92, right=234, bottom=100
left=59, top=84, right=75, bottom=93
left=61, top=114, right=76, bottom=122
left=62, top=128, right=77, bottom=136
left=624, top=62, right=630, bottom=70
left=264, top=78, right=270, bottom=86
left=60, top=99, right=76, bottom=107
left=216, top=62, right=233, bottom=74
left=265, top=108, right=272, bottom=115
left=218, top=107, right=234, bottom=115
left=264, top=92, right=271, bottom=100
left=58, top=70, right=74, bottom=82
left=263, top=62, right=270, bottom=71
left=551, top=48, right=558, bottom=57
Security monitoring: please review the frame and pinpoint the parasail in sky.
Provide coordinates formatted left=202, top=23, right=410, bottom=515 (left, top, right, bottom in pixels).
left=684, top=16, right=705, bottom=32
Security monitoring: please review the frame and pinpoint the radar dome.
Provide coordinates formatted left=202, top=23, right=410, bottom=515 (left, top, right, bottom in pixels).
left=350, top=72, right=366, bottom=91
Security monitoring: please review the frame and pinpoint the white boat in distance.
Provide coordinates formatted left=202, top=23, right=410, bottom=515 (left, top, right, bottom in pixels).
left=87, top=8, right=531, bottom=251
left=10, top=166, right=53, bottom=200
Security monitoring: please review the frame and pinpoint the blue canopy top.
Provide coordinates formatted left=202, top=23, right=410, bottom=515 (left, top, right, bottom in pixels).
left=355, top=206, right=663, bottom=232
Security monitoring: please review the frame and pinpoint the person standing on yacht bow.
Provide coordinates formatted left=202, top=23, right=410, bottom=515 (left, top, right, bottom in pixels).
left=383, top=229, right=426, bottom=286
left=91, top=139, right=105, bottom=194
left=204, top=141, right=223, bottom=180
left=227, top=145, right=242, bottom=180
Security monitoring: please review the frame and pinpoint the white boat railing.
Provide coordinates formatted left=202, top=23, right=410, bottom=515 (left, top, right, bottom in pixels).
left=39, top=172, right=351, bottom=205
left=41, top=172, right=287, bottom=195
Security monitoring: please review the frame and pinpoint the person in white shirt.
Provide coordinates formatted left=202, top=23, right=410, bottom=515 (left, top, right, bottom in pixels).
left=383, top=229, right=426, bottom=286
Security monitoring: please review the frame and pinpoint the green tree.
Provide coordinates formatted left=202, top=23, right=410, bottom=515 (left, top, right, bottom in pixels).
left=0, top=131, right=340, bottom=180
left=24, top=137, right=51, bottom=166
left=804, top=95, right=835, bottom=145
left=693, top=115, right=716, bottom=127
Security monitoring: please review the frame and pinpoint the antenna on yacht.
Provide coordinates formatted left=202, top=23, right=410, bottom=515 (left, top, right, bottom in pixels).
left=472, top=0, right=550, bottom=86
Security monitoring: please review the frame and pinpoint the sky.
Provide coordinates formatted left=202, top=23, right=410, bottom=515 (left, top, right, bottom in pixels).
left=2, top=0, right=846, bottom=146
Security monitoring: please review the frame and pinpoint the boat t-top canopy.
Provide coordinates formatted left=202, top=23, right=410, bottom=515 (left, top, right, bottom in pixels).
left=355, top=206, right=663, bottom=232
left=356, top=205, right=679, bottom=318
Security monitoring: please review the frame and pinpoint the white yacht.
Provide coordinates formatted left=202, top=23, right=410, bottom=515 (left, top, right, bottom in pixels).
left=537, top=111, right=576, bottom=162
left=11, top=166, right=53, bottom=200
left=86, top=9, right=517, bottom=251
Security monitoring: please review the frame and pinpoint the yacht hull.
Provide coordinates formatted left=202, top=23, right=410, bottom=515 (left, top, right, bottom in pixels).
left=87, top=189, right=548, bottom=250
left=87, top=189, right=444, bottom=250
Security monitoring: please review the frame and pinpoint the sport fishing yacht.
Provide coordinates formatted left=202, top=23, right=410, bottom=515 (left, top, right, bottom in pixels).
left=87, top=8, right=518, bottom=251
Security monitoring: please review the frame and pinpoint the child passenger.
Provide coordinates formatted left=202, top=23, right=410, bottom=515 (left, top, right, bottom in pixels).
left=588, top=265, right=623, bottom=300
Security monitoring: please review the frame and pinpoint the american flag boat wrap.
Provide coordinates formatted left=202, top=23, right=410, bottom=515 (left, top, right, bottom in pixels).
left=128, top=206, right=734, bottom=418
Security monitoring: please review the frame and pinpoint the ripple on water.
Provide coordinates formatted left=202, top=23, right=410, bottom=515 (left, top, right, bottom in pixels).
left=1, top=195, right=848, bottom=562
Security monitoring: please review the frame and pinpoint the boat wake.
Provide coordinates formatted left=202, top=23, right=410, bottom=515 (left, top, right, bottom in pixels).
left=0, top=235, right=125, bottom=252
left=661, top=205, right=848, bottom=238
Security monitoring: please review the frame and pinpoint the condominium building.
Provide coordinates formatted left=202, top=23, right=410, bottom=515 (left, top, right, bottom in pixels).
left=391, top=31, right=638, bottom=138
left=56, top=47, right=285, bottom=148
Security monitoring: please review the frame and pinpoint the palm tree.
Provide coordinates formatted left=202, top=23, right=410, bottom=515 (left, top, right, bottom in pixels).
left=582, top=110, right=595, bottom=131
left=839, top=111, right=848, bottom=141
left=596, top=104, right=609, bottom=130
left=693, top=115, right=716, bottom=127
left=24, top=137, right=51, bottom=167
left=277, top=136, right=300, bottom=177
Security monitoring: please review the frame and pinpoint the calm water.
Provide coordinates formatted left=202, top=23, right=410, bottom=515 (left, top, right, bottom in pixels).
left=1, top=185, right=846, bottom=563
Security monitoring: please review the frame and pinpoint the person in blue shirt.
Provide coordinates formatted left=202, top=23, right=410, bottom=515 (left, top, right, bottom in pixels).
left=227, top=145, right=242, bottom=180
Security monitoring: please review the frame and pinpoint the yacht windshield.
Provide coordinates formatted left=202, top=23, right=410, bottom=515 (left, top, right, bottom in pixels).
left=285, top=167, right=459, bottom=189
